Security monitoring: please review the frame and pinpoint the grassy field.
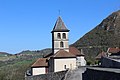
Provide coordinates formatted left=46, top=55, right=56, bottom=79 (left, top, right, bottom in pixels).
left=0, top=48, right=51, bottom=80
left=0, top=59, right=36, bottom=80
left=0, top=56, right=16, bottom=61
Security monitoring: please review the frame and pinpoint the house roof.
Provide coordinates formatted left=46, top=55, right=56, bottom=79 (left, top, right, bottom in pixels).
left=52, top=16, right=69, bottom=32
left=31, top=58, right=48, bottom=67
left=107, top=48, right=120, bottom=53
left=69, top=47, right=84, bottom=56
left=44, top=46, right=84, bottom=58
left=31, top=47, right=83, bottom=68
left=44, top=52, right=53, bottom=58
left=51, top=49, right=76, bottom=58
left=96, top=52, right=107, bottom=60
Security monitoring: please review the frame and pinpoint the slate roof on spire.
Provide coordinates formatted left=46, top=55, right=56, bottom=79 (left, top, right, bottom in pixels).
left=52, top=16, right=69, bottom=32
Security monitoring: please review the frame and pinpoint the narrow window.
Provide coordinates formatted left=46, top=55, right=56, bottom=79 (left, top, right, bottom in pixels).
left=70, top=64, right=72, bottom=69
left=63, top=33, right=66, bottom=39
left=60, top=41, right=64, bottom=47
left=57, top=33, right=61, bottom=39
left=64, top=65, right=66, bottom=69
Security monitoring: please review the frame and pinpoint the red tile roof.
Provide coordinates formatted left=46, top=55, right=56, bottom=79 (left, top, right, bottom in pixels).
left=69, top=47, right=84, bottom=56
left=44, top=52, right=53, bottom=58
left=44, top=46, right=84, bottom=58
left=31, top=58, right=48, bottom=67
left=96, top=52, right=107, bottom=60
left=107, top=48, right=120, bottom=53
left=32, top=47, right=83, bottom=67
left=52, top=49, right=76, bottom=58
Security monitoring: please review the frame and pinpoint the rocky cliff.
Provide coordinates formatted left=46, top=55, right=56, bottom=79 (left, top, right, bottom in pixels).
left=72, top=10, right=120, bottom=62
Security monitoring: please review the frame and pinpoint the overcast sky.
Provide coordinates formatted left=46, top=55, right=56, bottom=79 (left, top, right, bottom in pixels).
left=0, top=0, right=120, bottom=54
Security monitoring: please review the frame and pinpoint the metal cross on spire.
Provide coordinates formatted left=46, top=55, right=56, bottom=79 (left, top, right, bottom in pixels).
left=58, top=10, right=61, bottom=16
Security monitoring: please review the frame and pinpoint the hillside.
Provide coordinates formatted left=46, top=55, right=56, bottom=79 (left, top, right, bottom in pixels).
left=15, top=48, right=52, bottom=59
left=0, top=48, right=52, bottom=80
left=72, top=10, right=120, bottom=63
left=0, top=52, right=12, bottom=57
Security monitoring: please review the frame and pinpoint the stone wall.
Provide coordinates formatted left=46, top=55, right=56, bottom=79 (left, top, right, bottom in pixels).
left=25, top=70, right=67, bottom=80
left=101, top=57, right=120, bottom=68
left=83, top=68, right=120, bottom=80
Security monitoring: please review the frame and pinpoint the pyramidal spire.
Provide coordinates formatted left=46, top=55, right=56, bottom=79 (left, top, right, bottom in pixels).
left=52, top=16, right=69, bottom=32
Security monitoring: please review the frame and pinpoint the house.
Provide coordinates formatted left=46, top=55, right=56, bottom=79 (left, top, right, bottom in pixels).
left=107, top=47, right=120, bottom=56
left=69, top=47, right=85, bottom=66
left=31, top=16, right=86, bottom=76
left=31, top=58, right=48, bottom=75
left=96, top=47, right=120, bottom=60
left=95, top=47, right=120, bottom=66
left=96, top=51, right=107, bottom=60
left=100, top=47, right=120, bottom=68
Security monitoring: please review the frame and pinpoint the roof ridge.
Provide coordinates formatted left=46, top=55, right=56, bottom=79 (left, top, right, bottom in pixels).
left=52, top=49, right=76, bottom=57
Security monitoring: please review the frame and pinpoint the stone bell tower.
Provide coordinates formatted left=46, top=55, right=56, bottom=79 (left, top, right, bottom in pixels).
left=51, top=16, right=70, bottom=54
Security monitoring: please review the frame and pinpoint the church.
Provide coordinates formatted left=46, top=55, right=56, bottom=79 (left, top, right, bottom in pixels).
left=31, top=16, right=86, bottom=76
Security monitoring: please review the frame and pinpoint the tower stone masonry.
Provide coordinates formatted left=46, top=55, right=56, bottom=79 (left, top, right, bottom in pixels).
left=51, top=16, right=70, bottom=54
